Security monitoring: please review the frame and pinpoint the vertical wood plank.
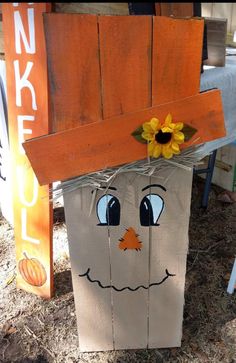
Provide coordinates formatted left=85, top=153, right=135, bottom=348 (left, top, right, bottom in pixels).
left=108, top=173, right=150, bottom=349
left=172, top=3, right=193, bottom=17
left=149, top=16, right=202, bottom=347
left=149, top=168, right=193, bottom=347
left=2, top=3, right=53, bottom=298
left=157, top=3, right=193, bottom=17
left=158, top=4, right=172, bottom=16
left=99, top=15, right=152, bottom=119
left=63, top=188, right=113, bottom=351
left=99, top=15, right=152, bottom=349
left=43, top=13, right=102, bottom=132
left=152, top=16, right=203, bottom=105
left=45, top=13, right=113, bottom=351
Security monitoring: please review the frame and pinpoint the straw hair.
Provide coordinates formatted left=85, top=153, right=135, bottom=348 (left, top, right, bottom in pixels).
left=51, top=144, right=208, bottom=201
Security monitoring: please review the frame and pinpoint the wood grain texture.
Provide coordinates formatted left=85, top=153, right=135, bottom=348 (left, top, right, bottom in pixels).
left=155, top=3, right=193, bottom=17
left=171, top=3, right=193, bottom=17
left=97, top=16, right=152, bottom=349
left=63, top=188, right=113, bottom=351
left=2, top=3, right=53, bottom=298
left=23, top=90, right=225, bottom=185
left=149, top=14, right=200, bottom=347
left=152, top=16, right=203, bottom=105
left=99, top=16, right=152, bottom=119
left=148, top=169, right=193, bottom=347
left=43, top=13, right=102, bottom=132
left=28, top=13, right=226, bottom=350
left=156, top=3, right=172, bottom=16
left=54, top=3, right=129, bottom=15
left=108, top=164, right=150, bottom=349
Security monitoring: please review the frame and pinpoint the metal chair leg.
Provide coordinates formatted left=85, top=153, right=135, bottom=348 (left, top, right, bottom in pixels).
left=201, top=150, right=217, bottom=208
left=194, top=150, right=217, bottom=209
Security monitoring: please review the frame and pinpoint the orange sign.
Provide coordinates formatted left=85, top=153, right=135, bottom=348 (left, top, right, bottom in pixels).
left=2, top=3, right=53, bottom=298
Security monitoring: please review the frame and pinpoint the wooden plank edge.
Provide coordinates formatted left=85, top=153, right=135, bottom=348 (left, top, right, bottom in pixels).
left=23, top=90, right=225, bottom=185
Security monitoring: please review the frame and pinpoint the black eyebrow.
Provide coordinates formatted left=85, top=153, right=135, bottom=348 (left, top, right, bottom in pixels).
left=91, top=186, right=117, bottom=194
left=142, top=184, right=166, bottom=192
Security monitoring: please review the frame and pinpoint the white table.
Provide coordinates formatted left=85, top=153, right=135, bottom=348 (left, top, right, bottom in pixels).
left=200, top=54, right=236, bottom=155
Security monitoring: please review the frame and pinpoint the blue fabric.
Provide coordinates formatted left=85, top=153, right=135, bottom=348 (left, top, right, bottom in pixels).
left=200, top=54, right=236, bottom=154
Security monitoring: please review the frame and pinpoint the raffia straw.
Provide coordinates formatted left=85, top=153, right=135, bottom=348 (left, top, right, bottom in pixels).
left=51, top=144, right=207, bottom=201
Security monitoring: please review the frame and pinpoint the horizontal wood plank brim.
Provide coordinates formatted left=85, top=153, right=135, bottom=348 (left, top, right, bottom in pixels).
left=23, top=90, right=225, bottom=185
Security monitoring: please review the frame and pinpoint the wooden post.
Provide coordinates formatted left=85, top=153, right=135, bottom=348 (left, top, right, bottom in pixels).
left=2, top=3, right=53, bottom=298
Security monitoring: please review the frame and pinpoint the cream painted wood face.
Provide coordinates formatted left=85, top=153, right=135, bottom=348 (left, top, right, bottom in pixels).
left=63, top=168, right=193, bottom=351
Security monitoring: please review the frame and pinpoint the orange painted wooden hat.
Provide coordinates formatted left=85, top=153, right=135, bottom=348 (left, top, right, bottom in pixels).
left=23, top=15, right=226, bottom=185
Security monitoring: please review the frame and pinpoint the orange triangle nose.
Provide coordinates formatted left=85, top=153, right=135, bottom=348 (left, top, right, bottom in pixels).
left=119, top=227, right=142, bottom=251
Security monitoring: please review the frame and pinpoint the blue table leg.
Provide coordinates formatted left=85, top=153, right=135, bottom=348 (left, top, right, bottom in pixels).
left=201, top=150, right=217, bottom=208
left=194, top=150, right=217, bottom=208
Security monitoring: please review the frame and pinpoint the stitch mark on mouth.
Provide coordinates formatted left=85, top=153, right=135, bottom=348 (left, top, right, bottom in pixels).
left=79, top=268, right=175, bottom=292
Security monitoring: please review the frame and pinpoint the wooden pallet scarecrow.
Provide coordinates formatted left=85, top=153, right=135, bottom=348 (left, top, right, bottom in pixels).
left=23, top=15, right=226, bottom=351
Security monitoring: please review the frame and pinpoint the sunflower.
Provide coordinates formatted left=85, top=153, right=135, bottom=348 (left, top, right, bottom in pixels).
left=141, top=114, right=185, bottom=159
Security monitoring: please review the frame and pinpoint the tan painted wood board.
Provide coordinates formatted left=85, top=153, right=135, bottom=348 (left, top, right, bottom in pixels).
left=108, top=173, right=150, bottom=350
left=63, top=188, right=114, bottom=351
left=148, top=168, right=192, bottom=347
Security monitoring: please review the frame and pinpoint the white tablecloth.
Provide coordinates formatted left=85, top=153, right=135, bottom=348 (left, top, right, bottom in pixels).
left=200, top=54, right=236, bottom=155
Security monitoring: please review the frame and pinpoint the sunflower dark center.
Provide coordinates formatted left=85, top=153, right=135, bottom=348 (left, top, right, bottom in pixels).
left=155, top=130, right=172, bottom=144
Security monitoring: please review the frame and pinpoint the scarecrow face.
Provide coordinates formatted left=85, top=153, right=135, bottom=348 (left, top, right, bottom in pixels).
left=64, top=167, right=193, bottom=350
left=64, top=169, right=192, bottom=292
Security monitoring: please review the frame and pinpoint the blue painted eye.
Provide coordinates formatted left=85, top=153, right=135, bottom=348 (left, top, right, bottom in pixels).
left=140, top=194, right=164, bottom=226
left=97, top=194, right=120, bottom=226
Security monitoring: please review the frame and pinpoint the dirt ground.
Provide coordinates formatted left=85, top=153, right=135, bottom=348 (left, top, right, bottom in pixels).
left=0, top=175, right=236, bottom=363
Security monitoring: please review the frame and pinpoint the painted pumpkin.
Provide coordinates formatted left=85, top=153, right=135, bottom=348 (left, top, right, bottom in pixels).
left=18, top=253, right=47, bottom=287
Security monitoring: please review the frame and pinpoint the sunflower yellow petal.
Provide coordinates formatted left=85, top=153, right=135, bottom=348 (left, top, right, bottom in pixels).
left=142, top=131, right=154, bottom=141
left=171, top=142, right=180, bottom=153
left=171, top=143, right=181, bottom=155
left=150, top=118, right=160, bottom=132
left=173, top=131, right=185, bottom=142
left=142, top=122, right=153, bottom=133
left=161, top=126, right=173, bottom=133
left=164, top=113, right=172, bottom=126
left=173, top=122, right=184, bottom=131
left=162, top=146, right=173, bottom=159
left=152, top=144, right=162, bottom=158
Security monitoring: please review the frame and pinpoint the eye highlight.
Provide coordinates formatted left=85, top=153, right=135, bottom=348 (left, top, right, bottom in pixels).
left=140, top=194, right=164, bottom=226
left=97, top=194, right=120, bottom=226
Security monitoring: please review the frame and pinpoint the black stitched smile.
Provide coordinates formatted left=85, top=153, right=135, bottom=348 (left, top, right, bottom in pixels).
left=79, top=268, right=175, bottom=292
